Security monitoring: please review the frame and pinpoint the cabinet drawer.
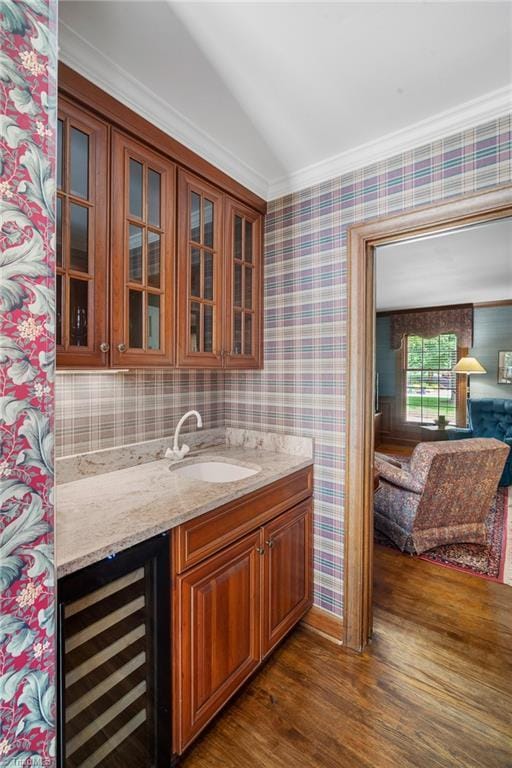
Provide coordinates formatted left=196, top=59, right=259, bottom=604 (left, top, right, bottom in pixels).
left=173, top=466, right=313, bottom=573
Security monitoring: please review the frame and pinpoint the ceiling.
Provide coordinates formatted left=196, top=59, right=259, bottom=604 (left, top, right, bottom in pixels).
left=376, top=217, right=512, bottom=311
left=59, top=1, right=512, bottom=199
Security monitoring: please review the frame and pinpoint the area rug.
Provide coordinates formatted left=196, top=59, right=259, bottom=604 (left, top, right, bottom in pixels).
left=375, top=485, right=511, bottom=585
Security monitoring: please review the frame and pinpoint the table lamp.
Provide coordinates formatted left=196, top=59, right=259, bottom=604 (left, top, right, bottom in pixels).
left=453, top=356, right=486, bottom=402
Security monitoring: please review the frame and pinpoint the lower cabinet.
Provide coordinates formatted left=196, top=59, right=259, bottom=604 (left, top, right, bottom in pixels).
left=173, top=490, right=313, bottom=754
left=175, top=531, right=262, bottom=748
left=262, top=499, right=312, bottom=656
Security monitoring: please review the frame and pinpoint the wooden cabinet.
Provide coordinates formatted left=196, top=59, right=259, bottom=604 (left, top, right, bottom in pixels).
left=111, top=131, right=176, bottom=367
left=175, top=531, right=261, bottom=749
left=224, top=197, right=263, bottom=369
left=172, top=469, right=313, bottom=754
left=262, top=500, right=312, bottom=656
left=57, top=68, right=265, bottom=370
left=56, top=98, right=109, bottom=367
left=177, top=176, right=264, bottom=369
left=177, top=170, right=224, bottom=367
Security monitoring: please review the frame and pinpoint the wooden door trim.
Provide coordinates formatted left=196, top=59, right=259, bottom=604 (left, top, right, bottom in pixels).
left=344, top=184, right=512, bottom=652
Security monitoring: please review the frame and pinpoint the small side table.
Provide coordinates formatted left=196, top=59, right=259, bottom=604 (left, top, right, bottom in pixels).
left=420, top=425, right=457, bottom=442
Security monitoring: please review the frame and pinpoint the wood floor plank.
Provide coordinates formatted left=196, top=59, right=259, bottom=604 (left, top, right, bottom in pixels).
left=181, top=544, right=512, bottom=768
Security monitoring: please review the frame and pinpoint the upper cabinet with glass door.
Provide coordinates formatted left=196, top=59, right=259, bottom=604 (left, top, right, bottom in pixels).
left=177, top=170, right=224, bottom=367
left=111, top=131, right=176, bottom=367
left=224, top=198, right=262, bottom=369
left=56, top=98, right=109, bottom=367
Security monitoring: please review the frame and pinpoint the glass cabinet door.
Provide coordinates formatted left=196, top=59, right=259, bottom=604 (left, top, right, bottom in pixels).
left=111, top=132, right=175, bottom=367
left=224, top=198, right=262, bottom=369
left=177, top=170, right=223, bottom=367
left=56, top=99, right=109, bottom=367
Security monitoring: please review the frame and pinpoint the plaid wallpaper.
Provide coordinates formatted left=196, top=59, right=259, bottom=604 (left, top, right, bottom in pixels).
left=57, top=116, right=511, bottom=617
left=225, top=115, right=512, bottom=617
left=56, top=370, right=224, bottom=457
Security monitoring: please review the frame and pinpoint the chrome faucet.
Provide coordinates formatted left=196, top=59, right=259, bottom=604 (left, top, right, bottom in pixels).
left=166, top=410, right=203, bottom=462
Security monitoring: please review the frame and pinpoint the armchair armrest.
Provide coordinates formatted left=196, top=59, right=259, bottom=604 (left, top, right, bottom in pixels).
left=374, top=455, right=423, bottom=493
left=448, top=428, right=473, bottom=441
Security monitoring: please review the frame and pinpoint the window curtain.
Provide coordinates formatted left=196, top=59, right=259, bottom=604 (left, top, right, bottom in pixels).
left=390, top=306, right=473, bottom=350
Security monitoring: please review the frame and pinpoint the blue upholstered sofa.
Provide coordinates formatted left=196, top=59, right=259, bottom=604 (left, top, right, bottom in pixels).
left=448, top=399, right=512, bottom=486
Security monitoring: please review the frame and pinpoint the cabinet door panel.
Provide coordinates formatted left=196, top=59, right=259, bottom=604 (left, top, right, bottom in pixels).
left=262, top=499, right=313, bottom=656
left=56, top=98, right=109, bottom=367
left=111, top=131, right=175, bottom=367
left=176, top=531, right=261, bottom=752
left=224, top=197, right=263, bottom=369
left=177, top=170, right=224, bottom=367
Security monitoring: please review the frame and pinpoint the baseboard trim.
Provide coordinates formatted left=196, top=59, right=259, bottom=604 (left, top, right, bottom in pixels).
left=301, top=606, right=343, bottom=645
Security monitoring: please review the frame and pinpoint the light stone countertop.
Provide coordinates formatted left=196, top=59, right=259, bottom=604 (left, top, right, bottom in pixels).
left=56, top=445, right=313, bottom=578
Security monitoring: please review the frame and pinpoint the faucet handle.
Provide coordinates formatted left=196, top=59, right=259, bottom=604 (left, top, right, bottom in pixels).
left=181, top=444, right=190, bottom=457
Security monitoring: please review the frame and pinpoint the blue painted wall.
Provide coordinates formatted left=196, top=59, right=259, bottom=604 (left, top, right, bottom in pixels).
left=376, top=316, right=397, bottom=396
left=470, top=305, right=512, bottom=399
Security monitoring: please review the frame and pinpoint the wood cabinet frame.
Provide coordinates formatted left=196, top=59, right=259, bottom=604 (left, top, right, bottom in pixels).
left=224, top=197, right=263, bottom=369
left=174, top=531, right=262, bottom=751
left=261, top=499, right=312, bottom=656
left=176, top=170, right=224, bottom=368
left=111, top=131, right=176, bottom=367
left=57, top=65, right=266, bottom=370
left=56, top=97, right=109, bottom=368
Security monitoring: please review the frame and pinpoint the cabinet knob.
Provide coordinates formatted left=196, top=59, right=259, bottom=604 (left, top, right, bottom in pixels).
left=99, top=342, right=110, bottom=353
left=256, top=546, right=265, bottom=555
left=117, top=343, right=127, bottom=353
left=266, top=540, right=274, bottom=548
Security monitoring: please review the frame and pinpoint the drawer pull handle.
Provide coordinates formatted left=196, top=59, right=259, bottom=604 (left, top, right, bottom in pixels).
left=266, top=540, right=274, bottom=548
left=256, top=547, right=265, bottom=555
left=117, top=343, right=127, bottom=353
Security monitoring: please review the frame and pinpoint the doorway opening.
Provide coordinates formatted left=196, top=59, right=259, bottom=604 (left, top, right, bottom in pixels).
left=343, top=185, right=512, bottom=652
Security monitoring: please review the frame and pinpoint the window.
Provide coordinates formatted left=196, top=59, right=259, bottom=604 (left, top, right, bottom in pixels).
left=404, top=334, right=459, bottom=424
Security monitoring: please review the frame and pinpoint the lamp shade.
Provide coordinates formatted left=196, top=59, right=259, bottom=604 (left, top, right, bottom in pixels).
left=453, top=356, right=487, bottom=374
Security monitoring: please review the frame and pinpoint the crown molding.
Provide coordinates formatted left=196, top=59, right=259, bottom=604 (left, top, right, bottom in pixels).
left=267, top=85, right=512, bottom=200
left=58, top=21, right=269, bottom=200
left=58, top=21, right=511, bottom=204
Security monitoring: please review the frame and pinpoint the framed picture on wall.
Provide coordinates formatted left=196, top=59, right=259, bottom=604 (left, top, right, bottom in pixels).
left=497, top=351, right=512, bottom=384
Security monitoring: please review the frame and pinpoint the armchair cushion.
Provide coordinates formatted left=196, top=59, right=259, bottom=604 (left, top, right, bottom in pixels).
left=374, top=454, right=423, bottom=493
left=374, top=438, right=509, bottom=553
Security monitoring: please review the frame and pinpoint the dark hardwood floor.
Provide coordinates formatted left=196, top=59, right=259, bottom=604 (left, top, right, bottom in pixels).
left=181, top=544, right=512, bottom=768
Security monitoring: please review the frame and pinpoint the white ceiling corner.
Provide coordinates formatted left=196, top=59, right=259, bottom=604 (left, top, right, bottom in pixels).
left=58, top=21, right=269, bottom=199
left=267, top=85, right=512, bottom=200
left=58, top=2, right=512, bottom=202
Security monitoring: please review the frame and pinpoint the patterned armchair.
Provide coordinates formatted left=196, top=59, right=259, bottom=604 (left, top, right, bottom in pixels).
left=448, top=398, right=512, bottom=486
left=374, top=438, right=509, bottom=554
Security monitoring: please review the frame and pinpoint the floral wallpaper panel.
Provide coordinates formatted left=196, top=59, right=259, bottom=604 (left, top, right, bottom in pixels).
left=0, top=0, right=57, bottom=765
